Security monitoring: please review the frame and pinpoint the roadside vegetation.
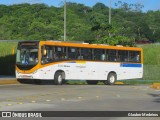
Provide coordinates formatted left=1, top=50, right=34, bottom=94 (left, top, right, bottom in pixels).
left=0, top=42, right=17, bottom=75
left=1, top=2, right=160, bottom=44
left=141, top=44, right=160, bottom=81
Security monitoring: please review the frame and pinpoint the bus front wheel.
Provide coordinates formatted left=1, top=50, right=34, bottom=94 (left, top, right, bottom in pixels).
left=104, top=73, right=117, bottom=85
left=54, top=72, right=64, bottom=85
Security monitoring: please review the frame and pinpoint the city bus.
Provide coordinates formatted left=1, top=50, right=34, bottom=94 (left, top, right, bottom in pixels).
left=16, top=40, right=143, bottom=85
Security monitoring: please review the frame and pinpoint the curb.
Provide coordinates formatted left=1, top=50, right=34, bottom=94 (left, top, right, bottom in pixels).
left=150, top=83, right=160, bottom=90
left=115, top=82, right=124, bottom=85
left=0, top=79, right=19, bottom=85
left=0, top=80, right=124, bottom=85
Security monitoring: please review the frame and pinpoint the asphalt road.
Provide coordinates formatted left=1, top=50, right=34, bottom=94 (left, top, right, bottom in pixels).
left=0, top=83, right=160, bottom=119
left=0, top=83, right=160, bottom=111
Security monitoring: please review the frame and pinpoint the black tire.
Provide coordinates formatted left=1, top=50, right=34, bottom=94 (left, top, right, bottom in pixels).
left=54, top=72, right=64, bottom=85
left=104, top=73, right=117, bottom=85
left=86, top=80, right=98, bottom=85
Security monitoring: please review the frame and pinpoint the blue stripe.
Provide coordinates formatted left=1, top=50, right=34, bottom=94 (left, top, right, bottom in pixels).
left=120, top=63, right=142, bottom=68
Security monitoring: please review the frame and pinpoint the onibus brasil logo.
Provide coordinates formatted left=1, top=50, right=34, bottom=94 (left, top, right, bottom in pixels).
left=1, top=112, right=42, bottom=118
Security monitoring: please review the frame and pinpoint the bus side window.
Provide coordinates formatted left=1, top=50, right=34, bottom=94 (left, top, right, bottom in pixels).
left=76, top=48, right=82, bottom=59
left=108, top=50, right=117, bottom=62
left=81, top=48, right=92, bottom=60
left=41, top=46, right=53, bottom=64
left=105, top=50, right=108, bottom=61
left=129, top=51, right=140, bottom=62
left=118, top=50, right=129, bottom=62
left=101, top=54, right=105, bottom=61
left=54, top=47, right=67, bottom=60
left=63, top=47, right=68, bottom=59
left=136, top=54, right=140, bottom=62
left=101, top=50, right=106, bottom=61
left=54, top=47, right=61, bottom=60
left=94, top=49, right=103, bottom=61
left=68, top=47, right=77, bottom=60
left=135, top=52, right=140, bottom=62
left=47, top=46, right=54, bottom=62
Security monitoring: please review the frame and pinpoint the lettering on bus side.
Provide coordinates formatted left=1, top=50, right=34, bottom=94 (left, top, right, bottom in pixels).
left=76, top=66, right=86, bottom=68
left=58, top=65, right=70, bottom=68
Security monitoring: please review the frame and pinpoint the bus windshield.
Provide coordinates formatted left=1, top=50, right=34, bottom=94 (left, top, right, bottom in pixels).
left=16, top=43, right=38, bottom=66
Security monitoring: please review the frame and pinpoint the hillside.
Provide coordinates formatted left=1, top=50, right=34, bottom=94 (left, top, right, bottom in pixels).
left=0, top=2, right=160, bottom=44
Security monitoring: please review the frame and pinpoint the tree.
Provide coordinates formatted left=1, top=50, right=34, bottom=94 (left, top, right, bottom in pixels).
left=96, top=36, right=135, bottom=46
left=93, top=3, right=106, bottom=11
left=0, top=2, right=159, bottom=43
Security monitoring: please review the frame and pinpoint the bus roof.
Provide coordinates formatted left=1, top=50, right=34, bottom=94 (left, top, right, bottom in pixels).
left=23, top=40, right=142, bottom=51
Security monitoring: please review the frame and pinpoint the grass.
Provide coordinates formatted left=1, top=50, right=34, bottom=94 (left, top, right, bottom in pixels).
left=120, top=79, right=160, bottom=85
left=141, top=44, right=160, bottom=65
left=66, top=80, right=160, bottom=85
left=0, top=42, right=17, bottom=75
left=141, top=44, right=160, bottom=80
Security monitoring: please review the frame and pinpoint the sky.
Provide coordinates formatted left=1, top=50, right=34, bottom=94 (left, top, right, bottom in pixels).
left=0, top=0, right=160, bottom=12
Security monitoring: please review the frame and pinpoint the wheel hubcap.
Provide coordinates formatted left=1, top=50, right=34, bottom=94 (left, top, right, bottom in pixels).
left=58, top=75, right=62, bottom=84
left=110, top=75, right=115, bottom=83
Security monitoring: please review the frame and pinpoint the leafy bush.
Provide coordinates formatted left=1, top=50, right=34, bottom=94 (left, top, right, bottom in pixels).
left=96, top=36, right=135, bottom=46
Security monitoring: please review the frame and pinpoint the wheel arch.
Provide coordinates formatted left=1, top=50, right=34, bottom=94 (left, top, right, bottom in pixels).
left=54, top=70, right=65, bottom=79
left=108, top=71, right=117, bottom=77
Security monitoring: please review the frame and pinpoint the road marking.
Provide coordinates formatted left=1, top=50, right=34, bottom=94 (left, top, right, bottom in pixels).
left=96, top=96, right=100, bottom=98
left=46, top=99, right=51, bottom=102
left=17, top=102, right=24, bottom=105
left=78, top=97, right=82, bottom=99
left=6, top=104, right=13, bottom=106
left=61, top=98, right=65, bottom=101
left=31, top=101, right=36, bottom=103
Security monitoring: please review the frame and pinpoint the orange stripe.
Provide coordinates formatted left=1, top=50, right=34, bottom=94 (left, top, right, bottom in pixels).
left=141, top=49, right=144, bottom=64
left=39, top=41, right=142, bottom=51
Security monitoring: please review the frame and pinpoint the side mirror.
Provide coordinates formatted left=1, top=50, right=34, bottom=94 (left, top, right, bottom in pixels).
left=43, top=49, right=47, bottom=56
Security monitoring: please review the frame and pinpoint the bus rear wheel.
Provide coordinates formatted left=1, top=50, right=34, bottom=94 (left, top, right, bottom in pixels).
left=104, top=73, right=117, bottom=85
left=54, top=72, right=64, bottom=85
left=86, top=80, right=98, bottom=85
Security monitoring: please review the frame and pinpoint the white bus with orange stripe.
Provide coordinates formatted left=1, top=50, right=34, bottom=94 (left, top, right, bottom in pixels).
left=16, top=40, right=143, bottom=85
